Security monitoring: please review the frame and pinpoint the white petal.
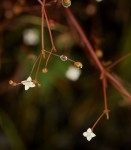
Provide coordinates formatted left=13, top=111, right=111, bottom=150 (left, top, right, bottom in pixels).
left=83, top=132, right=87, bottom=137
left=83, top=128, right=96, bottom=141
left=21, top=81, right=26, bottom=85
left=91, top=133, right=96, bottom=138
left=27, top=76, right=32, bottom=81
left=29, top=82, right=35, bottom=88
left=87, top=128, right=92, bottom=133
left=87, top=136, right=92, bottom=141
left=25, top=85, right=29, bottom=90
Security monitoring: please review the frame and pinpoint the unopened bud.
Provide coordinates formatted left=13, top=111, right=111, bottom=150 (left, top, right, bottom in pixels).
left=95, top=49, right=103, bottom=58
left=49, top=20, right=56, bottom=29
left=38, top=83, right=41, bottom=87
left=74, top=62, right=83, bottom=69
left=9, top=80, right=14, bottom=85
left=42, top=67, right=48, bottom=73
left=62, top=0, right=71, bottom=8
left=9, top=80, right=17, bottom=86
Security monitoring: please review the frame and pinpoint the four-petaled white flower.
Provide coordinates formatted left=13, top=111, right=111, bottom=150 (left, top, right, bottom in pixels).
left=83, top=128, right=96, bottom=141
left=21, top=76, right=35, bottom=90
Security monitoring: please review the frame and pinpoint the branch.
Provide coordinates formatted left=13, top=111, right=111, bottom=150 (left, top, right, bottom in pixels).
left=63, top=8, right=104, bottom=72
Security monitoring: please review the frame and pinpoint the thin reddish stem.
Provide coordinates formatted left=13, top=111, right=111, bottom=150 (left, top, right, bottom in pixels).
left=41, top=0, right=45, bottom=56
left=63, top=9, right=104, bottom=72
left=91, top=111, right=105, bottom=131
left=63, top=9, right=131, bottom=101
left=38, top=0, right=57, bottom=68
left=38, top=0, right=56, bottom=51
left=44, top=7, right=56, bottom=50
left=35, top=53, right=43, bottom=81
left=43, top=4, right=56, bottom=67
left=107, top=52, right=131, bottom=69
left=45, top=48, right=53, bottom=67
left=29, top=53, right=41, bottom=76
left=34, top=0, right=45, bottom=80
left=101, top=73, right=109, bottom=119
left=44, top=49, right=60, bottom=57
left=43, top=49, right=76, bottom=63
left=106, top=72, right=131, bottom=100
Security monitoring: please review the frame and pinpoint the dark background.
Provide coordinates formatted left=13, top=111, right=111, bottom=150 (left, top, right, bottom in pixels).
left=0, top=0, right=131, bottom=150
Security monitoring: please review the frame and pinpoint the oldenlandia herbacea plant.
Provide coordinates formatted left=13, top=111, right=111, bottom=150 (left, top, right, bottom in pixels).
left=9, top=0, right=82, bottom=89
left=9, top=0, right=131, bottom=142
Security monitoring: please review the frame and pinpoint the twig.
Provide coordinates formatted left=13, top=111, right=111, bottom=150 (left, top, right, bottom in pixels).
left=91, top=111, right=105, bottom=131
left=63, top=9, right=104, bottom=72
left=107, top=52, right=131, bottom=69
left=101, top=72, right=109, bottom=119
left=63, top=8, right=131, bottom=101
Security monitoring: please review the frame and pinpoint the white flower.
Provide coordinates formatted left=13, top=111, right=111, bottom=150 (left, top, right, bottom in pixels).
left=65, top=66, right=81, bottom=81
left=23, top=29, right=39, bottom=46
left=21, top=76, right=35, bottom=90
left=83, top=128, right=96, bottom=141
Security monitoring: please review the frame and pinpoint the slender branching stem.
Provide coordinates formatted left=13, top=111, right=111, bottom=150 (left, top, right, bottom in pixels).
left=29, top=53, right=41, bottom=76
left=64, top=8, right=131, bottom=101
left=35, top=0, right=45, bottom=80
left=41, top=0, right=45, bottom=57
left=101, top=72, right=109, bottom=119
left=106, top=71, right=131, bottom=100
left=35, top=54, right=43, bottom=80
left=43, top=49, right=76, bottom=63
left=38, top=0, right=57, bottom=68
left=91, top=111, right=105, bottom=131
left=107, top=52, right=131, bottom=69
left=43, top=6, right=56, bottom=67
left=38, top=0, right=56, bottom=51
left=45, top=48, right=53, bottom=67
left=43, top=7, right=56, bottom=51
left=63, top=9, right=104, bottom=72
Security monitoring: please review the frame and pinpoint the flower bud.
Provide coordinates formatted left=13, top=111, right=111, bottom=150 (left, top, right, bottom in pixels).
left=62, top=0, right=71, bottom=8
left=95, top=49, right=103, bottom=58
left=9, top=80, right=14, bottom=85
left=74, top=62, right=83, bottom=69
left=42, top=67, right=48, bottom=73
